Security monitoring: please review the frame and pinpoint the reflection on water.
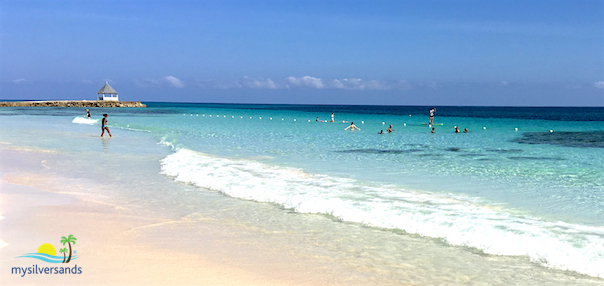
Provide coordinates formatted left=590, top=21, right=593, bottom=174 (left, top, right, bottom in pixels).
left=101, top=137, right=111, bottom=151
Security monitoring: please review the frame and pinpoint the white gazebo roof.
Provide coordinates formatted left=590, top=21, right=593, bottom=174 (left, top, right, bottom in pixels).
left=97, top=82, right=118, bottom=94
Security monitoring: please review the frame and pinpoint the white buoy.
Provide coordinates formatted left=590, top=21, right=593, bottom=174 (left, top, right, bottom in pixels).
left=270, top=117, right=272, bottom=120
left=515, top=128, right=518, bottom=131
left=203, top=114, right=205, bottom=116
left=483, top=127, right=486, bottom=130
left=308, top=120, right=310, bottom=122
left=183, top=114, right=185, bottom=116
left=294, top=119, right=297, bottom=121
left=232, top=116, right=234, bottom=118
left=210, top=115, right=212, bottom=117
left=361, top=121, right=364, bottom=124
left=382, top=122, right=385, bottom=125
left=404, top=123, right=406, bottom=126
left=550, top=130, right=553, bottom=133
left=196, top=114, right=198, bottom=116
left=250, top=117, right=252, bottom=119
left=259, top=117, right=262, bottom=119
left=409, top=114, right=411, bottom=116
left=240, top=116, right=243, bottom=118
left=282, top=118, right=284, bottom=121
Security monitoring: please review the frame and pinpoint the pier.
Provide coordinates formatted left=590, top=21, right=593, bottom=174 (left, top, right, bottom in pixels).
left=0, top=100, right=146, bottom=108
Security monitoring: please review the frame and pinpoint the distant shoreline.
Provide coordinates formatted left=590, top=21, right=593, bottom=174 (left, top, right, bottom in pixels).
left=0, top=100, right=146, bottom=108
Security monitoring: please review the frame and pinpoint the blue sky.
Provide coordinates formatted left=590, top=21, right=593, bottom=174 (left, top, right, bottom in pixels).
left=1, top=0, right=602, bottom=106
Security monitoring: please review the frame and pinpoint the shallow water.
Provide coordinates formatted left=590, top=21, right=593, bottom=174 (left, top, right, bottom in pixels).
left=1, top=104, right=603, bottom=283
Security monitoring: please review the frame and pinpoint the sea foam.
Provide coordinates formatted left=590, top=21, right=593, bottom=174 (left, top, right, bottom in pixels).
left=72, top=117, right=99, bottom=125
left=160, top=148, right=604, bottom=278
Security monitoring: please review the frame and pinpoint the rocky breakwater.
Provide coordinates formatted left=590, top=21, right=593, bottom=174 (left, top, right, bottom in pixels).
left=0, top=100, right=146, bottom=108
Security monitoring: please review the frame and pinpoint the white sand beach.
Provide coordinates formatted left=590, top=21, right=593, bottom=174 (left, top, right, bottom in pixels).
left=0, top=145, right=398, bottom=286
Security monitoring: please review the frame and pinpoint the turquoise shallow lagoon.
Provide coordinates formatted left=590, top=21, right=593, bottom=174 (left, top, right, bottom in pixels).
left=1, top=103, right=603, bottom=283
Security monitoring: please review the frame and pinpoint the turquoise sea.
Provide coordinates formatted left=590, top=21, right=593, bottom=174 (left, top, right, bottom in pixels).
left=1, top=103, right=603, bottom=284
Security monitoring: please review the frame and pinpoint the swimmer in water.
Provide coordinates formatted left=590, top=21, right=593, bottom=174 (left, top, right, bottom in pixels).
left=464, top=128, right=468, bottom=133
left=344, top=122, right=360, bottom=131
left=378, top=130, right=384, bottom=134
left=386, top=125, right=394, bottom=133
left=86, top=109, right=91, bottom=118
left=455, top=126, right=460, bottom=133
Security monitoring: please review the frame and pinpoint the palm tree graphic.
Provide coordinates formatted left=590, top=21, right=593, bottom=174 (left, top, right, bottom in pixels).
left=59, top=248, right=68, bottom=263
left=60, top=235, right=77, bottom=263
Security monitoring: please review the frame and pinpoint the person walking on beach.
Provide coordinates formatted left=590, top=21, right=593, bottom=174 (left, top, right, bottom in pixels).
left=101, top=114, right=112, bottom=137
left=345, top=122, right=360, bottom=131
left=330, top=113, right=335, bottom=122
left=429, top=108, right=436, bottom=125
left=86, top=109, right=91, bottom=119
left=386, top=125, right=394, bottom=133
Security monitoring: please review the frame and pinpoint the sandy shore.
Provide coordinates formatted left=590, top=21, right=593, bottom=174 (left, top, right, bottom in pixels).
left=0, top=180, right=301, bottom=285
left=0, top=148, right=369, bottom=286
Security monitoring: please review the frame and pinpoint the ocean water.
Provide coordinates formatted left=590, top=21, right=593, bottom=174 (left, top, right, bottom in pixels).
left=1, top=103, right=603, bottom=284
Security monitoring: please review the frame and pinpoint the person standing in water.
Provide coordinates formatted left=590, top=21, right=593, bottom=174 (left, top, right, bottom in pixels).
left=345, top=122, right=360, bottom=131
left=330, top=113, right=335, bottom=122
left=429, top=107, right=436, bottom=125
left=101, top=114, right=112, bottom=137
left=386, top=125, right=394, bottom=133
left=86, top=109, right=91, bottom=119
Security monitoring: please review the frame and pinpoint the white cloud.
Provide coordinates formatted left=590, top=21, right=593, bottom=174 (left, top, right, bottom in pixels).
left=286, top=76, right=325, bottom=89
left=333, top=78, right=391, bottom=90
left=395, top=80, right=413, bottom=90
left=191, top=76, right=413, bottom=91
left=165, top=76, right=184, bottom=88
left=287, top=76, right=392, bottom=90
left=238, top=76, right=278, bottom=89
left=594, top=81, right=604, bottom=89
left=12, top=79, right=26, bottom=84
left=198, top=77, right=279, bottom=89
left=338, top=78, right=363, bottom=89
left=332, top=79, right=345, bottom=89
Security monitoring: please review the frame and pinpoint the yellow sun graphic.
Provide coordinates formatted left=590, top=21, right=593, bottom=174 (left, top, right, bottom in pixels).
left=37, top=243, right=56, bottom=256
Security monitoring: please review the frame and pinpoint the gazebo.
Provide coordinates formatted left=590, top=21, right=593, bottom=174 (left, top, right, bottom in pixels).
left=97, top=82, right=119, bottom=101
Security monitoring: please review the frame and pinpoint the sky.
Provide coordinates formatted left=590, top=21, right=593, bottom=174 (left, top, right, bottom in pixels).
left=1, top=0, right=603, bottom=106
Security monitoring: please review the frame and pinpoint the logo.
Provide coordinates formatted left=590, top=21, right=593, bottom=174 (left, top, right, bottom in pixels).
left=17, top=234, right=78, bottom=263
left=12, top=234, right=82, bottom=277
